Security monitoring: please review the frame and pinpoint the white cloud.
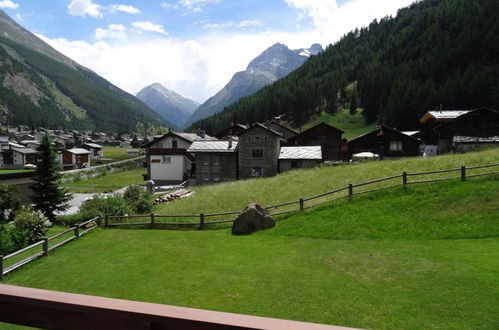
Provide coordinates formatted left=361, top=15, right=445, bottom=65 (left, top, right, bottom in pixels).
left=67, top=0, right=103, bottom=18
left=203, top=20, right=263, bottom=31
left=285, top=0, right=415, bottom=45
left=178, top=0, right=219, bottom=12
left=95, top=24, right=127, bottom=40
left=131, top=21, right=168, bottom=35
left=40, top=0, right=417, bottom=104
left=109, top=4, right=141, bottom=14
left=0, top=0, right=19, bottom=9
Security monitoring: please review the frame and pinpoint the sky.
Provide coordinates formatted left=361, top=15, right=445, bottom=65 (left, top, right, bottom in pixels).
left=1, top=0, right=416, bottom=103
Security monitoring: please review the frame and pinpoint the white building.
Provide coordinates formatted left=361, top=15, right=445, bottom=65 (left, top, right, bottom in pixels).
left=144, top=131, right=215, bottom=184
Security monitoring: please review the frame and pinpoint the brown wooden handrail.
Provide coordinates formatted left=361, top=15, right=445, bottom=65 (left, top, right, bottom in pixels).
left=0, top=284, right=354, bottom=330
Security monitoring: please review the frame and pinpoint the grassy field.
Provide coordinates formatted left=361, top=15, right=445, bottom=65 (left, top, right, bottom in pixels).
left=0, top=169, right=34, bottom=175
left=301, top=110, right=377, bottom=140
left=152, top=148, right=499, bottom=216
left=64, top=167, right=145, bottom=193
left=3, top=177, right=499, bottom=329
left=101, top=146, right=142, bottom=162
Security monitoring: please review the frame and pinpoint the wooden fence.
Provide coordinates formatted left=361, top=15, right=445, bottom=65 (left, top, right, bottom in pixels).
left=0, top=217, right=99, bottom=280
left=104, top=163, right=499, bottom=230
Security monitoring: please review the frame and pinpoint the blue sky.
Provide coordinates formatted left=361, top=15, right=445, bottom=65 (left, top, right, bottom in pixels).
left=0, top=0, right=414, bottom=102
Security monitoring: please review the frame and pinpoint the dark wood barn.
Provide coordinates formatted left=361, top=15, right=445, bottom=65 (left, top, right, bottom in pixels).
left=286, top=122, right=344, bottom=160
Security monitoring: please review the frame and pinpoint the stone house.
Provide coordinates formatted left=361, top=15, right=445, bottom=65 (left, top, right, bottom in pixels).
left=187, top=139, right=238, bottom=185
left=238, top=124, right=282, bottom=179
left=278, top=146, right=323, bottom=172
left=286, top=122, right=344, bottom=160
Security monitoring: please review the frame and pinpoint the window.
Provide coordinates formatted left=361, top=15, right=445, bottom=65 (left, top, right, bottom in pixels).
left=203, top=173, right=211, bottom=181
left=252, top=149, right=264, bottom=158
left=251, top=167, right=263, bottom=177
left=254, top=136, right=261, bottom=142
left=172, top=140, right=177, bottom=149
left=389, top=141, right=403, bottom=151
left=212, top=155, right=220, bottom=165
left=162, top=156, right=171, bottom=164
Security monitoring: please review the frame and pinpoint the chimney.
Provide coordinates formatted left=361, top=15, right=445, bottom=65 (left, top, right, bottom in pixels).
left=197, top=128, right=205, bottom=139
left=228, top=136, right=233, bottom=149
left=439, top=104, right=443, bottom=112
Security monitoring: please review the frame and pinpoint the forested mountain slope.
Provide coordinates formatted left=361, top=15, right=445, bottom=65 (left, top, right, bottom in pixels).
left=189, top=0, right=499, bottom=134
left=0, top=10, right=167, bottom=133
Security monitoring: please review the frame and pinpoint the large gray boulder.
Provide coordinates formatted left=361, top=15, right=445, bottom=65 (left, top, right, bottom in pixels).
left=232, top=203, right=275, bottom=235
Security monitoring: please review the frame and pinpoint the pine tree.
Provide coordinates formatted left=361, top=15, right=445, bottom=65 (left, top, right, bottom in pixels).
left=31, top=133, right=72, bottom=221
left=350, top=87, right=358, bottom=115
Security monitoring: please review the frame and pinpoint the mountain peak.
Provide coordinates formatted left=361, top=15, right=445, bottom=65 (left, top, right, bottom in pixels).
left=137, top=83, right=199, bottom=129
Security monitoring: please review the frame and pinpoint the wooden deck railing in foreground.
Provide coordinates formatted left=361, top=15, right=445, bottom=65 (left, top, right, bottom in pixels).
left=0, top=284, right=354, bottom=330
left=0, top=217, right=99, bottom=280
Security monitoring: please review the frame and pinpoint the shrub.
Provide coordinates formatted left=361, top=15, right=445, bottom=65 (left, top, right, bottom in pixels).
left=13, top=208, right=51, bottom=244
left=0, top=184, right=22, bottom=222
left=55, top=209, right=100, bottom=226
left=123, top=186, right=153, bottom=214
left=80, top=194, right=133, bottom=217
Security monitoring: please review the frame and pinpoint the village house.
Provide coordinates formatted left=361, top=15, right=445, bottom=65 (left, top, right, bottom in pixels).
left=266, top=120, right=299, bottom=141
left=420, top=107, right=499, bottom=154
left=286, top=122, right=344, bottom=160
left=215, top=123, right=248, bottom=140
left=2, top=148, right=38, bottom=169
left=20, top=140, right=40, bottom=150
left=144, top=131, right=215, bottom=185
left=347, top=125, right=421, bottom=159
left=187, top=139, right=239, bottom=185
left=80, top=143, right=104, bottom=160
left=278, top=146, right=323, bottom=172
left=238, top=124, right=282, bottom=179
left=61, top=148, right=91, bottom=170
left=127, top=149, right=141, bottom=157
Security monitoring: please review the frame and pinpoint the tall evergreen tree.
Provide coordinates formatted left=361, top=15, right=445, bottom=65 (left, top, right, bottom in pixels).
left=350, top=87, right=358, bottom=115
left=31, top=133, right=71, bottom=221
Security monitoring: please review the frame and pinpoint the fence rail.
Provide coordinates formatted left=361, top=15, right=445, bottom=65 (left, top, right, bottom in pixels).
left=103, top=162, right=499, bottom=230
left=0, top=217, right=100, bottom=279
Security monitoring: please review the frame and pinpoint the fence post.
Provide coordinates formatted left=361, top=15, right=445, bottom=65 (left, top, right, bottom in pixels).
left=150, top=213, right=155, bottom=229
left=402, top=172, right=408, bottom=186
left=104, top=215, right=109, bottom=227
left=0, top=256, right=4, bottom=280
left=461, top=166, right=466, bottom=181
left=74, top=224, right=80, bottom=239
left=43, top=238, right=49, bottom=256
left=199, top=213, right=205, bottom=231
left=299, top=198, right=304, bottom=211
left=348, top=184, right=353, bottom=197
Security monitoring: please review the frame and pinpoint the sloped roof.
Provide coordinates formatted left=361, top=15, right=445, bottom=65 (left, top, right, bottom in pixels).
left=453, top=136, right=499, bottom=143
left=66, top=148, right=91, bottom=155
left=83, top=143, right=103, bottom=149
left=239, top=123, right=283, bottom=137
left=279, top=146, right=322, bottom=160
left=12, top=147, right=37, bottom=154
left=188, top=140, right=238, bottom=153
left=144, top=131, right=216, bottom=147
left=420, top=110, right=473, bottom=123
left=401, top=131, right=420, bottom=137
left=348, top=125, right=421, bottom=144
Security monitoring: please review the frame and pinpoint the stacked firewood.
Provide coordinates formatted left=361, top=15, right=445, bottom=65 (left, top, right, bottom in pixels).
left=154, top=189, right=192, bottom=205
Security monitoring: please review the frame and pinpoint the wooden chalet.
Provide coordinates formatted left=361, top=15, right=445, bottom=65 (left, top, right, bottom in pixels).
left=266, top=120, right=299, bottom=141
left=215, top=123, right=248, bottom=140
left=348, top=125, right=420, bottom=159
left=286, top=122, right=344, bottom=160
left=80, top=143, right=103, bottom=160
left=420, top=107, right=499, bottom=154
left=62, top=148, right=91, bottom=170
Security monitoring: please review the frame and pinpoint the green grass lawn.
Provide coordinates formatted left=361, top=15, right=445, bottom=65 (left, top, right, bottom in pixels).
left=64, top=167, right=145, bottom=193
left=301, top=109, right=377, bottom=140
left=101, top=146, right=142, bottom=162
left=0, top=169, right=35, bottom=175
left=3, top=177, right=499, bottom=329
left=152, top=148, right=499, bottom=216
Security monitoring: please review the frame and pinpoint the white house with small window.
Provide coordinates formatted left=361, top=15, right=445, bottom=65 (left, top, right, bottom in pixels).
left=144, top=131, right=215, bottom=184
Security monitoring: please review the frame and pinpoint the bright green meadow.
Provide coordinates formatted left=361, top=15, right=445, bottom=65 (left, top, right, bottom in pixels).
left=63, top=167, right=145, bottom=193
left=2, top=148, right=499, bottom=329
